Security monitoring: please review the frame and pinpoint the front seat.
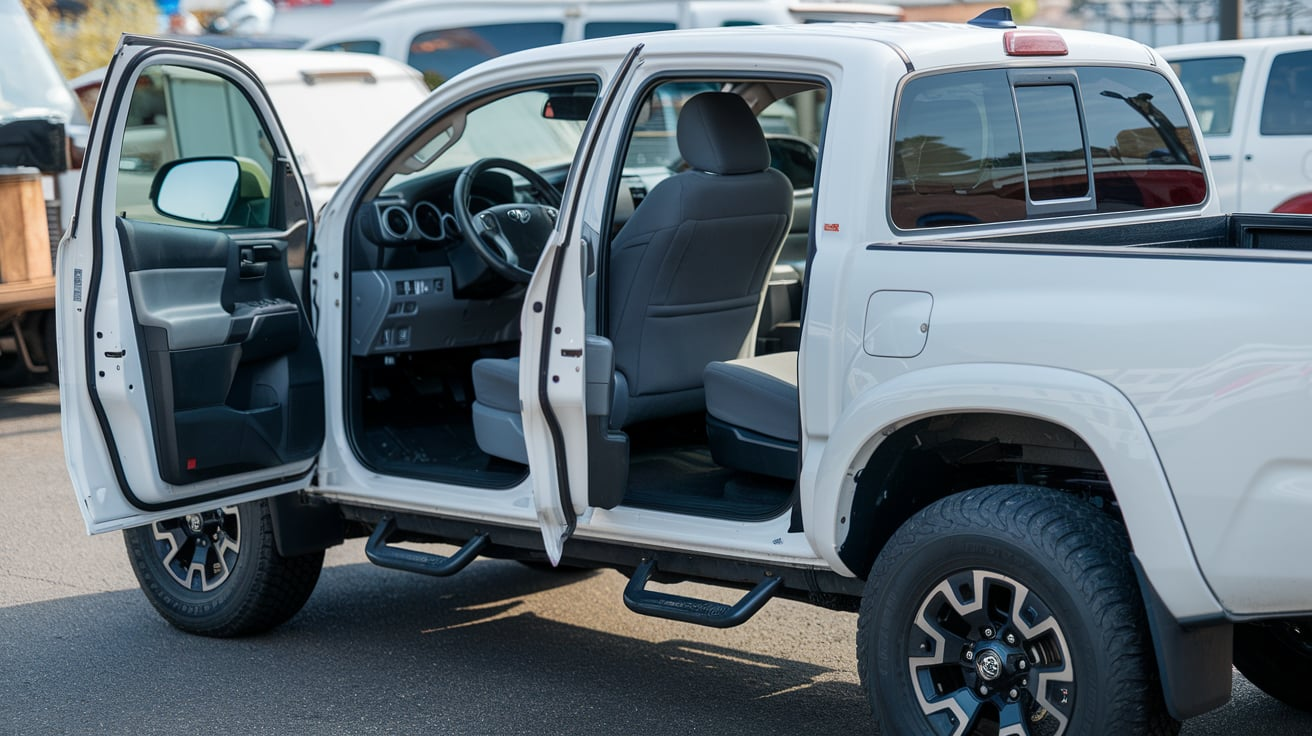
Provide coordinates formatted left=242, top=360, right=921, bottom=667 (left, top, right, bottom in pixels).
left=471, top=91, right=793, bottom=462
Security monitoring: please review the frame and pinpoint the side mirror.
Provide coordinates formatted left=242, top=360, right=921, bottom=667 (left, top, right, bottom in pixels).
left=149, top=157, right=240, bottom=224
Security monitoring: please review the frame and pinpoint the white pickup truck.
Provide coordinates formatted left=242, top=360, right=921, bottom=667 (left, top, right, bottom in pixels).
left=58, top=10, right=1312, bottom=733
left=1162, top=37, right=1312, bottom=214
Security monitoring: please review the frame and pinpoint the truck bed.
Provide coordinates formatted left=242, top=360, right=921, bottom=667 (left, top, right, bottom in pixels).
left=842, top=213, right=1312, bottom=616
left=970, top=213, right=1312, bottom=252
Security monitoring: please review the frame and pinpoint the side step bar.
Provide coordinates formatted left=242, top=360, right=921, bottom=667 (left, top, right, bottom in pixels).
left=622, top=558, right=781, bottom=628
left=365, top=516, right=487, bottom=577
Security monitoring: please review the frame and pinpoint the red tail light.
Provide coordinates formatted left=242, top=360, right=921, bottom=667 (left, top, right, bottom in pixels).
left=1004, top=30, right=1069, bottom=56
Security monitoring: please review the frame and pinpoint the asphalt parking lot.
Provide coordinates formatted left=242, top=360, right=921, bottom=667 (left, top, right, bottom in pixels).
left=3, top=384, right=1311, bottom=735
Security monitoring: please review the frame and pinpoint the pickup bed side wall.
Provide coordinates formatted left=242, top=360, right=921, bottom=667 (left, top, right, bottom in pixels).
left=803, top=240, right=1312, bottom=619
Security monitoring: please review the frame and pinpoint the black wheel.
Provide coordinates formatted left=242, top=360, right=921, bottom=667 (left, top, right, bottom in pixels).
left=1234, top=619, right=1312, bottom=712
left=0, top=322, right=30, bottom=387
left=857, top=485, right=1177, bottom=736
left=0, top=353, right=28, bottom=387
left=123, top=499, right=323, bottom=637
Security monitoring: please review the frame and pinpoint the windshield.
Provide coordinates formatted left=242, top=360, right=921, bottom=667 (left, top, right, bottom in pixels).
left=0, top=0, right=77, bottom=120
left=385, top=84, right=591, bottom=190
left=1169, top=56, right=1244, bottom=136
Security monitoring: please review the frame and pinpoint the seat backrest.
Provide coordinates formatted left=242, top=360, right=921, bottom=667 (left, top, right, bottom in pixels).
left=607, top=92, right=793, bottom=425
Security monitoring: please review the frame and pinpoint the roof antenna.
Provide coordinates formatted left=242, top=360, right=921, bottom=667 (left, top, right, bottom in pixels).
left=968, top=7, right=1017, bottom=29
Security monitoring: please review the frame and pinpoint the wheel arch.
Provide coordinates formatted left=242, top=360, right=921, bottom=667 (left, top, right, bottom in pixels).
left=802, top=362, right=1221, bottom=620
left=801, top=363, right=1235, bottom=719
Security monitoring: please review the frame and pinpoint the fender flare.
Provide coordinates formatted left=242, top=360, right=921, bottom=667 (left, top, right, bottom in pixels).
left=801, top=362, right=1223, bottom=621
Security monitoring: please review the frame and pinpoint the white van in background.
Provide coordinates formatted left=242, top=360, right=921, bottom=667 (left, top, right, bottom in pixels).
left=305, top=0, right=904, bottom=88
left=1162, top=38, right=1312, bottom=214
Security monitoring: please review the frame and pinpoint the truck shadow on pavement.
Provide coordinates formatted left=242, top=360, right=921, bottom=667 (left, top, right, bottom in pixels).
left=1, top=557, right=872, bottom=735
left=0, top=386, right=61, bottom=422
left=6, top=551, right=1312, bottom=735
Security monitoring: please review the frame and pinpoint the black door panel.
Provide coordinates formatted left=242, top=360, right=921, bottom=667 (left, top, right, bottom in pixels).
left=119, top=218, right=324, bottom=485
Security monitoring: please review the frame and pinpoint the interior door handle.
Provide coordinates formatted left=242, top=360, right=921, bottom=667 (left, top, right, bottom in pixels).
left=239, top=244, right=278, bottom=278
left=241, top=244, right=279, bottom=262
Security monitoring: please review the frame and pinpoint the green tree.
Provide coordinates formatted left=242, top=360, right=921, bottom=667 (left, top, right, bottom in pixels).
left=22, top=0, right=159, bottom=80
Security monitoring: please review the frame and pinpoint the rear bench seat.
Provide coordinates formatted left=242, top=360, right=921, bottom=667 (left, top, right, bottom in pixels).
left=702, top=351, right=800, bottom=480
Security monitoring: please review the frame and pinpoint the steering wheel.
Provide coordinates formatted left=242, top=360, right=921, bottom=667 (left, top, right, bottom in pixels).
left=452, top=158, right=563, bottom=283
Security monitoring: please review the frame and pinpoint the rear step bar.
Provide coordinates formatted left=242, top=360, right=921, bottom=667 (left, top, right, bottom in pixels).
left=623, top=558, right=781, bottom=628
left=365, top=516, right=487, bottom=577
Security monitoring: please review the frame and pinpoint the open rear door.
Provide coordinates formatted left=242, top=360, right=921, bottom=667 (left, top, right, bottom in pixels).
left=521, top=44, right=643, bottom=564
left=58, top=36, right=324, bottom=533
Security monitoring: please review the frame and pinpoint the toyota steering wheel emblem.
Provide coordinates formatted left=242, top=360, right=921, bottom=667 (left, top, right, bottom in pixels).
left=976, top=650, right=1003, bottom=681
left=507, top=208, right=532, bottom=224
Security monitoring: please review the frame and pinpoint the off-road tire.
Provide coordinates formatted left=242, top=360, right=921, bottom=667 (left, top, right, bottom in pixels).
left=124, top=499, right=323, bottom=637
left=857, top=484, right=1178, bottom=735
left=1234, top=619, right=1312, bottom=713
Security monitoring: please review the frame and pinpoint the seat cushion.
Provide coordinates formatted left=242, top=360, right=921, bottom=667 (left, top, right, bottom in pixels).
left=471, top=357, right=520, bottom=413
left=703, top=351, right=799, bottom=443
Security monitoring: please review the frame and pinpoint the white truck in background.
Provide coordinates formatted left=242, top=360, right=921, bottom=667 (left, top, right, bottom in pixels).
left=58, top=10, right=1312, bottom=734
left=304, top=0, right=905, bottom=88
left=1164, top=37, right=1312, bottom=213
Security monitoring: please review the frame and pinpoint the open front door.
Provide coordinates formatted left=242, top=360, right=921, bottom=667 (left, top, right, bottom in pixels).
left=521, top=44, right=643, bottom=564
left=58, top=36, right=324, bottom=534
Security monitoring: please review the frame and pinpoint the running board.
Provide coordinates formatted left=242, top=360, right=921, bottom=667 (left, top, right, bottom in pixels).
left=622, top=558, right=781, bottom=628
left=365, top=516, right=487, bottom=577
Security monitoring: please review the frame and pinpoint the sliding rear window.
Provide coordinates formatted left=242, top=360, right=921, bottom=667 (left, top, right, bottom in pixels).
left=890, top=66, right=1206, bottom=230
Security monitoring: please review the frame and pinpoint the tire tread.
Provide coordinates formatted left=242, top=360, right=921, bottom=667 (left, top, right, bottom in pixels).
left=857, top=484, right=1179, bottom=735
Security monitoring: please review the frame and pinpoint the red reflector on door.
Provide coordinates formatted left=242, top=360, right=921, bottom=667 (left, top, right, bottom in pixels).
left=1004, top=30, right=1069, bottom=56
left=187, top=458, right=197, bottom=470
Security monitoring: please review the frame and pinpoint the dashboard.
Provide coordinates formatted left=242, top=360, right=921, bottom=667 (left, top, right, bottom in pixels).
left=349, top=165, right=560, bottom=357
left=366, top=168, right=514, bottom=248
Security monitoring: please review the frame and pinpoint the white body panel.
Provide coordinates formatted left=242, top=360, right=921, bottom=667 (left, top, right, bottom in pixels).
left=803, top=239, right=1312, bottom=617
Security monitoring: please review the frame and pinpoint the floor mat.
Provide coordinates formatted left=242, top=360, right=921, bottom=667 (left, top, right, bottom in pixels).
left=362, top=422, right=526, bottom=488
left=625, top=446, right=793, bottom=520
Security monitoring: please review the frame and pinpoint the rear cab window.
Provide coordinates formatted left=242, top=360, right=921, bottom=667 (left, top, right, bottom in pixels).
left=890, top=66, right=1206, bottom=230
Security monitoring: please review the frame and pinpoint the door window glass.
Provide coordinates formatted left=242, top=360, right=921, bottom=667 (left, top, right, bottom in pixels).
left=407, top=23, right=564, bottom=89
left=584, top=21, right=675, bottom=39
left=1170, top=56, right=1244, bottom=135
left=114, top=64, right=276, bottom=228
left=891, top=67, right=1205, bottom=229
left=1261, top=50, right=1312, bottom=135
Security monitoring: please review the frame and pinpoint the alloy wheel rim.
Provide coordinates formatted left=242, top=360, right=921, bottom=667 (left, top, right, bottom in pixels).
left=905, top=569, right=1074, bottom=736
left=150, top=506, right=241, bottom=592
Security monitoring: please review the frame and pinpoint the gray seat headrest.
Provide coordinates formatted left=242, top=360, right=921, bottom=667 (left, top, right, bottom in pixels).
left=677, top=92, right=770, bottom=175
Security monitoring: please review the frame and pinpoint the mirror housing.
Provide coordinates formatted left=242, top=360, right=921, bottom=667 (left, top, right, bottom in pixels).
left=149, top=157, right=241, bottom=224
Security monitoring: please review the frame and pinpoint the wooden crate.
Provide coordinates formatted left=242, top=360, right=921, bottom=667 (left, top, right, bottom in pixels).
left=0, top=172, right=54, bottom=286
